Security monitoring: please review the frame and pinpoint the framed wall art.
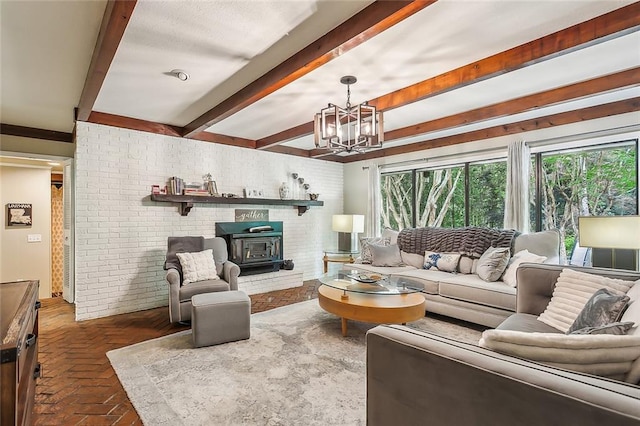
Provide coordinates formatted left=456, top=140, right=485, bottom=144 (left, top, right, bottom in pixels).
left=7, top=203, right=32, bottom=227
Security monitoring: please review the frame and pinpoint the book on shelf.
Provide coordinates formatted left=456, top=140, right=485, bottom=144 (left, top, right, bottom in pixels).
left=168, top=177, right=184, bottom=195
left=183, top=189, right=211, bottom=196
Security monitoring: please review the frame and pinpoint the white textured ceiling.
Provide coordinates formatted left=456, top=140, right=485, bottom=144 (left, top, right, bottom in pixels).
left=1, top=0, right=639, bottom=158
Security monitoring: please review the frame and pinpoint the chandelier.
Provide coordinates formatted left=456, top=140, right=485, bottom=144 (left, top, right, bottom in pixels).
left=314, top=75, right=383, bottom=153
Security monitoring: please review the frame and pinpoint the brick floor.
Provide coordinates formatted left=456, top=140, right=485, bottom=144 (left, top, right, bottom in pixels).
left=32, top=280, right=320, bottom=425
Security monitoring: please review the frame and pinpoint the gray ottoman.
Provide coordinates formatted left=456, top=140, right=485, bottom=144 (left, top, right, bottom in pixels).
left=191, top=291, right=251, bottom=348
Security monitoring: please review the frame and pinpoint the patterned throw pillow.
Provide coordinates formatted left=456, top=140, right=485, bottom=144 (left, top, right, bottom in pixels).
left=360, top=237, right=390, bottom=264
left=423, top=251, right=461, bottom=273
left=176, top=249, right=219, bottom=285
left=567, top=288, right=630, bottom=334
left=570, top=321, right=635, bottom=335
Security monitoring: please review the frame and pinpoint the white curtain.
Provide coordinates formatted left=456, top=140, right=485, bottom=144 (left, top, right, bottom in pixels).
left=504, top=140, right=530, bottom=232
left=366, top=164, right=381, bottom=237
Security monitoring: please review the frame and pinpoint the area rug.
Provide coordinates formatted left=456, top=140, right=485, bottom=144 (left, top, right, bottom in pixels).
left=107, top=299, right=483, bottom=425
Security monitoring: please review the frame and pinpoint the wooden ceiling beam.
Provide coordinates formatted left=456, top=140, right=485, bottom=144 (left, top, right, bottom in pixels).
left=257, top=122, right=314, bottom=150
left=87, top=112, right=182, bottom=137
left=182, top=0, right=435, bottom=138
left=341, top=97, right=640, bottom=163
left=0, top=123, right=73, bottom=143
left=260, top=3, right=640, bottom=148
left=384, top=67, right=640, bottom=142
left=370, top=2, right=640, bottom=112
left=191, top=132, right=255, bottom=149
left=76, top=0, right=137, bottom=122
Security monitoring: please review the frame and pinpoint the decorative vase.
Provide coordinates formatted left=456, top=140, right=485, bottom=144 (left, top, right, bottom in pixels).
left=279, top=182, right=291, bottom=200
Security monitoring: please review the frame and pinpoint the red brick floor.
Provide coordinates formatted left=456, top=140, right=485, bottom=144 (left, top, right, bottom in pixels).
left=32, top=280, right=320, bottom=425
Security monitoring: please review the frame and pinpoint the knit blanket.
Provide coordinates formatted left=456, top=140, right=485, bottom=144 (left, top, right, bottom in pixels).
left=397, top=226, right=519, bottom=258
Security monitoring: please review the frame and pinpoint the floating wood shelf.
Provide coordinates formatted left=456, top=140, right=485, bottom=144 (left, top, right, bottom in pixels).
left=150, top=194, right=324, bottom=216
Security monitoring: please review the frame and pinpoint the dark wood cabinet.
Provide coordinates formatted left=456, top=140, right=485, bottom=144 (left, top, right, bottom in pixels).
left=1, top=280, right=40, bottom=426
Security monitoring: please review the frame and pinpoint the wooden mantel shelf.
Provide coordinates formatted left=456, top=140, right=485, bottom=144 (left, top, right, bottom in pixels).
left=150, top=194, right=324, bottom=216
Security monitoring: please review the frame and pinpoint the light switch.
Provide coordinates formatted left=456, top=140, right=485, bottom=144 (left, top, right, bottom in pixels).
left=27, top=234, right=42, bottom=243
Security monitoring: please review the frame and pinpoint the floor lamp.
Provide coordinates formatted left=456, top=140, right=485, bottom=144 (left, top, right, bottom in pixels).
left=578, top=216, right=640, bottom=271
left=333, top=214, right=365, bottom=252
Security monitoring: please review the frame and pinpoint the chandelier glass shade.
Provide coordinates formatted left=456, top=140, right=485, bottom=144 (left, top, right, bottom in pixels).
left=314, top=76, right=383, bottom=153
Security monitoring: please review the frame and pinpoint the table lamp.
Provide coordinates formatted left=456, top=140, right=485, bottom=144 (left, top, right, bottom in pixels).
left=332, top=214, right=365, bottom=252
left=578, top=215, right=640, bottom=270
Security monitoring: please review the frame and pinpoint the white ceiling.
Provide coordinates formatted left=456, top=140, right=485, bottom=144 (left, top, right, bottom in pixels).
left=1, top=0, right=639, bottom=159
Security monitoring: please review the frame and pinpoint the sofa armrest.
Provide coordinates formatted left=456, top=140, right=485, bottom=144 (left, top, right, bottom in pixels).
left=166, top=268, right=182, bottom=323
left=366, top=324, right=640, bottom=426
left=222, top=261, right=240, bottom=291
left=515, top=262, right=561, bottom=315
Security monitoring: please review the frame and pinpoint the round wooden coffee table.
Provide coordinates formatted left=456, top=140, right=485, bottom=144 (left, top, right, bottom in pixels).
left=318, top=271, right=426, bottom=336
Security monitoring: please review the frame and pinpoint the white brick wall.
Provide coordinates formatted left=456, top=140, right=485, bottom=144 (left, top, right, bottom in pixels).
left=74, top=122, right=343, bottom=320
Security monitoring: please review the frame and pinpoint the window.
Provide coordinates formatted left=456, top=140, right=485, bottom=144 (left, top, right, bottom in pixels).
left=381, top=171, right=413, bottom=230
left=533, top=141, right=638, bottom=261
left=468, top=161, right=507, bottom=228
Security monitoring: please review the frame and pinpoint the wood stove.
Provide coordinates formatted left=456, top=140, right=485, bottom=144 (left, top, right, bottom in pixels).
left=215, top=221, right=283, bottom=275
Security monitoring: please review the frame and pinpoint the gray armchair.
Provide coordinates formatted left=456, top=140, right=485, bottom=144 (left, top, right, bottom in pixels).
left=164, top=236, right=240, bottom=324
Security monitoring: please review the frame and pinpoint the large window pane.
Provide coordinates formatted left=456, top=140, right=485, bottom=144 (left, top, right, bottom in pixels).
left=416, top=167, right=465, bottom=227
left=381, top=171, right=413, bottom=230
left=468, top=161, right=507, bottom=228
left=540, top=142, right=638, bottom=261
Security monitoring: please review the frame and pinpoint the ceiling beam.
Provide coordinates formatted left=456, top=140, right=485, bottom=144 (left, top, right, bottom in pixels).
left=76, top=0, right=137, bottom=122
left=0, top=123, right=73, bottom=143
left=87, top=112, right=182, bottom=137
left=256, top=122, right=314, bottom=150
left=341, top=97, right=640, bottom=163
left=383, top=67, right=640, bottom=142
left=370, top=2, right=640, bottom=112
left=191, top=132, right=255, bottom=149
left=182, top=0, right=436, bottom=138
left=261, top=2, right=640, bottom=148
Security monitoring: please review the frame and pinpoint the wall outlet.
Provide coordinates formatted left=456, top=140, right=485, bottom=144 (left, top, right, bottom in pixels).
left=27, top=234, right=42, bottom=243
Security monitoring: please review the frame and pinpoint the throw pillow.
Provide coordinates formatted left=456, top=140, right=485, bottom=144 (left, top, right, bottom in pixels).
left=423, top=251, right=461, bottom=273
left=570, top=321, right=635, bottom=335
left=502, top=249, right=547, bottom=288
left=458, top=256, right=474, bottom=274
left=400, top=250, right=424, bottom=269
left=371, top=244, right=404, bottom=267
left=567, top=288, right=630, bottom=334
left=476, top=247, right=510, bottom=282
left=381, top=227, right=400, bottom=245
left=537, top=269, right=636, bottom=333
left=176, top=249, right=219, bottom=285
left=479, top=329, right=640, bottom=382
left=360, top=237, right=390, bottom=264
left=621, top=280, right=640, bottom=336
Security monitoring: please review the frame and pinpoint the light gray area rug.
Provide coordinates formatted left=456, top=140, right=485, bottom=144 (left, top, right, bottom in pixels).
left=107, top=299, right=483, bottom=425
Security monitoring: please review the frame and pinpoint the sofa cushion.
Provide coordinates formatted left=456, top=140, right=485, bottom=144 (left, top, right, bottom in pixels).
left=458, top=256, right=474, bottom=274
left=497, top=313, right=563, bottom=334
left=479, top=328, right=640, bottom=383
left=514, top=229, right=560, bottom=264
left=439, top=274, right=516, bottom=311
left=391, top=269, right=450, bottom=295
left=360, top=237, right=390, bottom=264
left=477, top=247, right=510, bottom=282
left=502, top=250, right=547, bottom=288
left=423, top=251, right=461, bottom=272
left=401, top=251, right=424, bottom=269
left=567, top=288, right=631, bottom=334
left=382, top=228, right=399, bottom=245
left=178, top=279, right=230, bottom=302
left=538, top=269, right=636, bottom=333
left=621, top=280, right=640, bottom=336
left=371, top=244, right=404, bottom=267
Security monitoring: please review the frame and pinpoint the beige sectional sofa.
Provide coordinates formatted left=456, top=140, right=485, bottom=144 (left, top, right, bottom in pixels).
left=347, top=227, right=560, bottom=327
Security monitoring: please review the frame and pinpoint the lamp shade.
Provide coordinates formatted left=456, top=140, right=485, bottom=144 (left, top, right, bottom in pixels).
left=578, top=216, right=640, bottom=249
left=332, top=215, right=365, bottom=233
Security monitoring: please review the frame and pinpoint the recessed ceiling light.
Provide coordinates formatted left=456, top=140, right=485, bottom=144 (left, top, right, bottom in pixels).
left=170, top=69, right=189, bottom=81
